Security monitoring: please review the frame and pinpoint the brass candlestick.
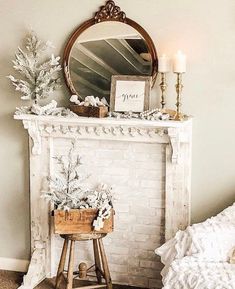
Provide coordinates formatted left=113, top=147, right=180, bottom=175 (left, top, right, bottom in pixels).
left=160, top=72, right=167, bottom=109
left=174, top=72, right=184, bottom=120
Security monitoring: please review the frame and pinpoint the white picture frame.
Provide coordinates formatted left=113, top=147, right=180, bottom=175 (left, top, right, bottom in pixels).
left=110, top=75, right=151, bottom=112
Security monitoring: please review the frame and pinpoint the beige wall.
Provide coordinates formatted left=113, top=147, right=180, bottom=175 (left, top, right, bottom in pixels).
left=0, top=0, right=235, bottom=260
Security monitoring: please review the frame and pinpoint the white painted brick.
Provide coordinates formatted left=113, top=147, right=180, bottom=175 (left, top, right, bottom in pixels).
left=128, top=258, right=140, bottom=267
left=115, top=184, right=132, bottom=192
left=148, top=235, right=162, bottom=244
left=140, top=260, right=163, bottom=270
left=113, top=223, right=129, bottom=232
left=138, top=242, right=161, bottom=251
left=106, top=177, right=129, bottom=186
left=149, top=199, right=165, bottom=209
left=108, top=231, right=129, bottom=240
left=138, top=161, right=164, bottom=170
left=132, top=143, right=161, bottom=153
left=133, top=225, right=161, bottom=235
left=127, top=179, right=141, bottom=188
left=96, top=150, right=124, bottom=159
left=99, top=141, right=128, bottom=150
left=133, top=152, right=151, bottom=161
left=102, top=167, right=129, bottom=176
left=141, top=187, right=165, bottom=198
left=130, top=206, right=156, bottom=216
left=109, top=263, right=128, bottom=273
left=107, top=238, right=129, bottom=247
left=111, top=272, right=129, bottom=284
left=128, top=266, right=145, bottom=277
left=89, top=160, right=113, bottom=167
left=129, top=276, right=149, bottom=287
left=150, top=153, right=165, bottom=161
left=134, top=169, right=163, bottom=180
left=147, top=270, right=161, bottom=280
left=129, top=266, right=161, bottom=279
left=106, top=245, right=129, bottom=255
left=141, top=180, right=163, bottom=188
left=108, top=254, right=128, bottom=265
left=133, top=234, right=152, bottom=242
left=126, top=190, right=148, bottom=198
left=112, top=159, right=131, bottom=168
left=115, top=203, right=130, bottom=213
left=129, top=249, right=160, bottom=261
left=149, top=278, right=163, bottom=289
left=125, top=233, right=135, bottom=242
left=116, top=213, right=136, bottom=223
left=138, top=216, right=163, bottom=226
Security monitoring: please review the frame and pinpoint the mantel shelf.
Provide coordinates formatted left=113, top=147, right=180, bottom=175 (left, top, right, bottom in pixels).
left=14, top=114, right=192, bottom=129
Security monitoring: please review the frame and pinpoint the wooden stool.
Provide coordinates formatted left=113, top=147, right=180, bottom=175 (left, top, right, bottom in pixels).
left=55, top=233, right=112, bottom=289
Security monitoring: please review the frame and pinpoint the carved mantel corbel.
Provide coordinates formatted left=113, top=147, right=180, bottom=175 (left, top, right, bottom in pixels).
left=22, top=120, right=42, bottom=155
left=168, top=127, right=181, bottom=164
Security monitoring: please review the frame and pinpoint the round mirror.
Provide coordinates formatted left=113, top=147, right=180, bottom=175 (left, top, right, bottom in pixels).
left=63, top=1, right=158, bottom=103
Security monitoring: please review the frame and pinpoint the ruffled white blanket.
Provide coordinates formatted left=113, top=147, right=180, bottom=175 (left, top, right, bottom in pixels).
left=156, top=203, right=235, bottom=289
left=163, top=257, right=235, bottom=289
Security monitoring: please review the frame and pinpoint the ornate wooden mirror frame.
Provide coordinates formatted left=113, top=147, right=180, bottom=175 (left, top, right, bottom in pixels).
left=63, top=0, right=158, bottom=98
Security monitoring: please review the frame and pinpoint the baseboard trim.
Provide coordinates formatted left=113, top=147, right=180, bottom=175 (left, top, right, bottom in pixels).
left=0, top=257, right=29, bottom=272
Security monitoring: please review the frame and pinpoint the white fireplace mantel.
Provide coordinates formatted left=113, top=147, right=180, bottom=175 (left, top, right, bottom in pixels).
left=15, top=114, right=192, bottom=163
left=15, top=114, right=192, bottom=289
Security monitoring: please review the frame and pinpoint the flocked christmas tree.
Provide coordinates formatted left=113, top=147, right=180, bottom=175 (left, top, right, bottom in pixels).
left=8, top=31, right=61, bottom=104
left=43, top=141, right=113, bottom=231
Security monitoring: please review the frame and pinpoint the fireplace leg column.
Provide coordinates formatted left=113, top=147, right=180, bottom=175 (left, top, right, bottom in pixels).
left=17, top=244, right=46, bottom=289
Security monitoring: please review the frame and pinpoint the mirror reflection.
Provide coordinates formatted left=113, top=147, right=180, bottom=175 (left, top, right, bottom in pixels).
left=68, top=22, right=153, bottom=101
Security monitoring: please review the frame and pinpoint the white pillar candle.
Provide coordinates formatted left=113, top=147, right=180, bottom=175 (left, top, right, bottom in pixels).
left=173, top=50, right=186, bottom=73
left=158, top=54, right=171, bottom=73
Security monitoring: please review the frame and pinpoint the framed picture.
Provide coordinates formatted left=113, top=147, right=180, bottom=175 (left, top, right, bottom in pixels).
left=110, top=75, right=151, bottom=112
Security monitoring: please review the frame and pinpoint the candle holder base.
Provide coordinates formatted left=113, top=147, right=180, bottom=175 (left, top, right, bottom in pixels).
left=160, top=109, right=185, bottom=121
left=173, top=111, right=185, bottom=121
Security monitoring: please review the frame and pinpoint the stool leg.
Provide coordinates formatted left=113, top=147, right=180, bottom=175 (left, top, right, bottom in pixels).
left=93, top=239, right=102, bottom=284
left=98, top=239, right=112, bottom=289
left=56, top=237, right=69, bottom=289
left=66, top=240, right=75, bottom=289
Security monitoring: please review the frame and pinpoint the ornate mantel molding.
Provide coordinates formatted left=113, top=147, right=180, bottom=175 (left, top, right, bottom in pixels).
left=15, top=115, right=192, bottom=164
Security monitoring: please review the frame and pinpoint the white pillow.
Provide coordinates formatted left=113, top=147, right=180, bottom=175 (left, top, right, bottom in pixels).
left=156, top=203, right=235, bottom=265
left=186, top=223, right=235, bottom=262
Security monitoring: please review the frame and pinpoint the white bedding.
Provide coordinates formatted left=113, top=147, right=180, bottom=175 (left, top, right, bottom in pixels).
left=163, top=257, right=235, bottom=289
left=156, top=203, right=235, bottom=289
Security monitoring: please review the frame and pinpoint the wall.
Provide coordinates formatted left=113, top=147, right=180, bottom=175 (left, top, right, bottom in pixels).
left=0, top=0, right=235, bottom=263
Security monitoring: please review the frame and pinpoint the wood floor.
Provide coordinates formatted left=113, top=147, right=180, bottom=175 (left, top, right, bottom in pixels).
left=0, top=270, right=146, bottom=289
left=0, top=270, right=54, bottom=289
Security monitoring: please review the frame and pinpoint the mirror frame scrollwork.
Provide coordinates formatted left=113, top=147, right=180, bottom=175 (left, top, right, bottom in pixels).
left=63, top=0, right=158, bottom=98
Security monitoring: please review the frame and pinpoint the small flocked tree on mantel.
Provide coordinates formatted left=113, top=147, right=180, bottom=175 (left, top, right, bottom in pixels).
left=7, top=31, right=61, bottom=104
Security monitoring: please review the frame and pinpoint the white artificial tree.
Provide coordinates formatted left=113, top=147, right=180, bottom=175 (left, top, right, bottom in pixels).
left=43, top=141, right=113, bottom=231
left=8, top=31, right=61, bottom=104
